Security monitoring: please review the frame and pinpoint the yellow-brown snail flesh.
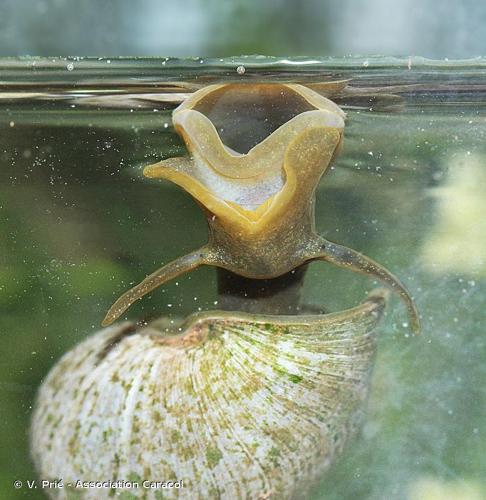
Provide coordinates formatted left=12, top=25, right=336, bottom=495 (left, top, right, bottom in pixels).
left=102, top=83, right=419, bottom=332
left=31, top=82, right=419, bottom=500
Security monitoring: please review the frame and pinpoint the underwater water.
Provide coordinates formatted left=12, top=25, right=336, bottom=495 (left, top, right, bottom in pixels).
left=0, top=56, right=485, bottom=499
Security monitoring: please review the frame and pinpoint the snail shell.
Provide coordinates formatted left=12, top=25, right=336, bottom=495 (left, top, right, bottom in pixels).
left=31, top=290, right=387, bottom=500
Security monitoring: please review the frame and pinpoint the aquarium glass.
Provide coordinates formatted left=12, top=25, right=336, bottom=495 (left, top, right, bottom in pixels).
left=0, top=56, right=484, bottom=499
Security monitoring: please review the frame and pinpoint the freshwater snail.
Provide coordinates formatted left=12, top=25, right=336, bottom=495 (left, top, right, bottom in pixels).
left=31, top=83, right=419, bottom=499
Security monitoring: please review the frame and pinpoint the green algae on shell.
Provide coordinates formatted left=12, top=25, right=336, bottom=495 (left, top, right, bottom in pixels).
left=31, top=290, right=388, bottom=500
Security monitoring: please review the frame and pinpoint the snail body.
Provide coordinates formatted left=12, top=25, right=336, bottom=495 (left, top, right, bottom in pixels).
left=102, top=83, right=419, bottom=332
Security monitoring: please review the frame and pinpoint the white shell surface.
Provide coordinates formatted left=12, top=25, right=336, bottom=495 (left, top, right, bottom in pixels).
left=31, top=291, right=387, bottom=500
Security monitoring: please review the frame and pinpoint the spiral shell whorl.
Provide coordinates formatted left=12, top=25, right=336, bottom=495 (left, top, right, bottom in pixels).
left=31, top=291, right=386, bottom=500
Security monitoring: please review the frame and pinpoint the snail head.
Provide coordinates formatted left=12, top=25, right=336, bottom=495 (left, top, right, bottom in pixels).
left=103, top=83, right=419, bottom=333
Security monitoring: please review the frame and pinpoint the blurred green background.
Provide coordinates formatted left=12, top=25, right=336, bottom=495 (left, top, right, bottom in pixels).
left=0, top=1, right=485, bottom=499
left=1, top=0, right=486, bottom=58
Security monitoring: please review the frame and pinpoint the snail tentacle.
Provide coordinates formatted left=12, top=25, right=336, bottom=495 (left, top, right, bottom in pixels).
left=102, top=247, right=212, bottom=326
left=309, top=237, right=420, bottom=334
